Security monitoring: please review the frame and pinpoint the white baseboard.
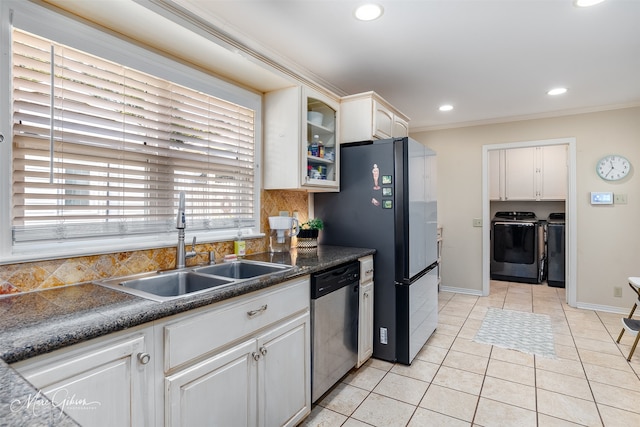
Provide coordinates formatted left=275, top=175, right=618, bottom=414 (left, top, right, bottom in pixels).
left=575, top=301, right=628, bottom=315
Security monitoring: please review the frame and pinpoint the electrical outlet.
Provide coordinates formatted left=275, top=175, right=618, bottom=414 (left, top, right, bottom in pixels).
left=472, top=218, right=482, bottom=227
left=614, top=193, right=628, bottom=204
left=614, top=286, right=622, bottom=297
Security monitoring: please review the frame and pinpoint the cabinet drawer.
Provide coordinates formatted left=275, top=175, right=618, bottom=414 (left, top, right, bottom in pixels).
left=163, top=276, right=310, bottom=371
left=359, top=256, right=374, bottom=283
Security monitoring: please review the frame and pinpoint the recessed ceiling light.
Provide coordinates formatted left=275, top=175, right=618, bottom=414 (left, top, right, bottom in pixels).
left=439, top=104, right=454, bottom=112
left=574, top=0, right=607, bottom=7
left=547, top=87, right=568, bottom=96
left=354, top=4, right=384, bottom=21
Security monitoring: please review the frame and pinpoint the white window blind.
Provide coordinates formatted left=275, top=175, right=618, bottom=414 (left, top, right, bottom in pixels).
left=11, top=29, right=256, bottom=244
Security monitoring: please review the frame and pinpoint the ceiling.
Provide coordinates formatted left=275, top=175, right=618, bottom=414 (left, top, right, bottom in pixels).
left=42, top=0, right=640, bottom=131
left=169, top=0, right=640, bottom=130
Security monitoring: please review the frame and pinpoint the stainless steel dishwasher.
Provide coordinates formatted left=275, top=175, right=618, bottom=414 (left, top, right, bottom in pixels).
left=311, top=261, right=360, bottom=402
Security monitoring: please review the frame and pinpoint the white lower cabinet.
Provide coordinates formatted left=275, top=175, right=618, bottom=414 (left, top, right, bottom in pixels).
left=357, top=255, right=374, bottom=368
left=162, top=276, right=311, bottom=427
left=12, top=276, right=311, bottom=427
left=13, top=325, right=155, bottom=427
left=165, top=339, right=257, bottom=426
left=165, top=312, right=309, bottom=427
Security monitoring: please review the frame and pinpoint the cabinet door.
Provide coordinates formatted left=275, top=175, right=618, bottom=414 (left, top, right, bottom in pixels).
left=165, top=339, right=257, bottom=427
left=393, top=116, right=409, bottom=138
left=488, top=150, right=504, bottom=201
left=373, top=100, right=393, bottom=139
left=539, top=145, right=567, bottom=200
left=257, top=312, right=310, bottom=427
left=505, top=147, right=536, bottom=200
left=357, top=280, right=374, bottom=367
left=304, top=87, right=340, bottom=190
left=16, top=332, right=154, bottom=427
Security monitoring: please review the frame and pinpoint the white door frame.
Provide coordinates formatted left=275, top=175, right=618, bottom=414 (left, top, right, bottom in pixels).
left=482, top=138, right=577, bottom=307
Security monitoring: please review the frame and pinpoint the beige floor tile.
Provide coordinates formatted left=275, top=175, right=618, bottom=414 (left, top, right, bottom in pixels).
left=537, top=413, right=586, bottom=426
left=468, top=305, right=490, bottom=320
left=485, top=359, right=535, bottom=386
left=442, top=350, right=489, bottom=375
left=351, top=393, right=415, bottom=427
left=365, top=357, right=394, bottom=372
left=582, top=362, right=640, bottom=392
left=597, top=403, right=640, bottom=427
left=342, top=365, right=386, bottom=391
left=372, top=372, right=428, bottom=406
left=480, top=376, right=536, bottom=411
left=574, top=336, right=622, bottom=355
left=390, top=358, right=440, bottom=383
left=432, top=365, right=484, bottom=395
left=342, top=418, right=371, bottom=427
left=535, top=356, right=586, bottom=379
left=537, top=389, right=601, bottom=426
left=451, top=294, right=480, bottom=304
left=299, top=405, right=348, bottom=427
left=553, top=343, right=580, bottom=361
left=578, top=348, right=633, bottom=372
left=418, top=384, right=478, bottom=422
left=426, top=332, right=456, bottom=349
left=408, top=407, right=471, bottom=427
left=436, top=322, right=463, bottom=337
left=503, top=303, right=533, bottom=312
left=317, top=383, right=369, bottom=416
left=553, top=332, right=575, bottom=347
left=415, top=344, right=449, bottom=364
left=572, top=328, right=616, bottom=343
left=536, top=369, right=594, bottom=401
left=451, top=337, right=492, bottom=358
left=589, top=381, right=640, bottom=414
left=473, top=397, right=536, bottom=427
left=490, top=346, right=535, bottom=367
left=438, top=314, right=468, bottom=328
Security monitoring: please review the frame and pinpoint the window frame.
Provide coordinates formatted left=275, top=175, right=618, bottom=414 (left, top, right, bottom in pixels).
left=0, top=1, right=263, bottom=263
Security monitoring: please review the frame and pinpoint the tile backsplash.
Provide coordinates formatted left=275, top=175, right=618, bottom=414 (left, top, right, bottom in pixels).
left=0, top=190, right=309, bottom=295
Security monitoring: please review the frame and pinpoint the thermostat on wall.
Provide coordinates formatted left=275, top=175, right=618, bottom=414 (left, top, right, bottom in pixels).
left=590, top=191, right=613, bottom=205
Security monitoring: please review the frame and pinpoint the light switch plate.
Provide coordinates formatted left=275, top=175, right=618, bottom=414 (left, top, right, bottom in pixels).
left=614, top=193, right=628, bottom=204
left=472, top=218, right=482, bottom=227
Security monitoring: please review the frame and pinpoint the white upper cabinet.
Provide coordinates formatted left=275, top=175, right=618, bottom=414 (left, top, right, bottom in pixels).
left=264, top=85, right=340, bottom=191
left=490, top=145, right=567, bottom=201
left=340, top=91, right=410, bottom=143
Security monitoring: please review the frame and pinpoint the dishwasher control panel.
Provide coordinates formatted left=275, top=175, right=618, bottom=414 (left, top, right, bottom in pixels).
left=310, top=261, right=360, bottom=299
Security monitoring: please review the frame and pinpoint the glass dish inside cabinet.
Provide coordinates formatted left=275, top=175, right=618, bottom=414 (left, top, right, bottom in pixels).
left=306, top=97, right=336, bottom=182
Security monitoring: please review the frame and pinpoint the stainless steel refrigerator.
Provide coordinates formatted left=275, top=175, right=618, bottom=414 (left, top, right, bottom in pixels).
left=315, top=137, right=438, bottom=364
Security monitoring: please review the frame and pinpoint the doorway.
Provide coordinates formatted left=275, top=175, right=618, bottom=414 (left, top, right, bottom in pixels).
left=481, top=138, right=577, bottom=307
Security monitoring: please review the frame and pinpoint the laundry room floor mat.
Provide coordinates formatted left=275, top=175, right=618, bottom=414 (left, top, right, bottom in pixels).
left=473, top=308, right=556, bottom=358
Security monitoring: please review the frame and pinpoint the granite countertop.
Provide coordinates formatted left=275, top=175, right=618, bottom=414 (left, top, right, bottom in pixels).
left=0, top=245, right=374, bottom=425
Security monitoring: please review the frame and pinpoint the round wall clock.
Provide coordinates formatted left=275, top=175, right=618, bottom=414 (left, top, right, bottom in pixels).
left=596, top=154, right=631, bottom=181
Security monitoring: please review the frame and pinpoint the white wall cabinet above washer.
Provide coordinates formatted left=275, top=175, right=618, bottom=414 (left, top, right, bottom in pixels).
left=490, top=145, right=567, bottom=201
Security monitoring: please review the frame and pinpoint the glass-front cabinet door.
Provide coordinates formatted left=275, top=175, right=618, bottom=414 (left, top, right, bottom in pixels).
left=305, top=91, right=338, bottom=188
left=302, top=88, right=340, bottom=188
left=264, top=85, right=339, bottom=191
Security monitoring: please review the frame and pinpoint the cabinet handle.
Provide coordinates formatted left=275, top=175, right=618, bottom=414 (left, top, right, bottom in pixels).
left=364, top=292, right=370, bottom=298
left=365, top=269, right=373, bottom=274
left=137, top=352, right=151, bottom=365
left=247, top=304, right=268, bottom=318
left=260, top=346, right=267, bottom=356
left=252, top=352, right=261, bottom=361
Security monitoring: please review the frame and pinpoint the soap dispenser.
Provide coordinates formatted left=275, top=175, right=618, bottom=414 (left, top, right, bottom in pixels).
left=234, top=230, right=246, bottom=256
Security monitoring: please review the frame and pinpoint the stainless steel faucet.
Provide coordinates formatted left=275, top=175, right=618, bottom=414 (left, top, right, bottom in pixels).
left=176, top=191, right=197, bottom=269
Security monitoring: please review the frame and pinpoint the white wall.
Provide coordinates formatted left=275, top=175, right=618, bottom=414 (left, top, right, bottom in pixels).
left=412, top=106, right=640, bottom=311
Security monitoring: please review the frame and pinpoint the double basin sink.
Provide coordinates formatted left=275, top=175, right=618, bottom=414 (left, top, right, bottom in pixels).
left=97, top=260, right=293, bottom=302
